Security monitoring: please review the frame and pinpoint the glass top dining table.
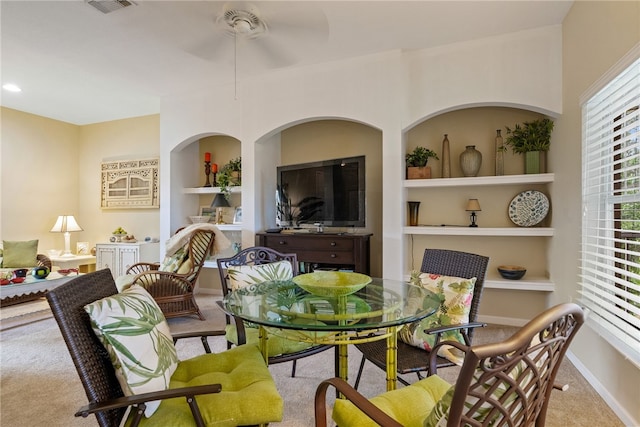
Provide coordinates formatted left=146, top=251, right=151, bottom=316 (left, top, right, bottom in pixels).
left=221, top=277, right=439, bottom=391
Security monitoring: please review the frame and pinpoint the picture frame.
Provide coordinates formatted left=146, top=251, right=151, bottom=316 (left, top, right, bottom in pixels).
left=199, top=206, right=215, bottom=217
left=76, top=242, right=89, bottom=255
left=233, top=207, right=243, bottom=224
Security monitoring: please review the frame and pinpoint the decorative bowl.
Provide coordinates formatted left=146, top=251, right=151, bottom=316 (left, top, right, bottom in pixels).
left=58, top=268, right=78, bottom=276
left=0, top=279, right=10, bottom=286
left=189, top=216, right=212, bottom=224
left=497, top=265, right=527, bottom=280
left=10, top=277, right=25, bottom=284
left=292, top=271, right=372, bottom=297
left=47, top=249, right=62, bottom=257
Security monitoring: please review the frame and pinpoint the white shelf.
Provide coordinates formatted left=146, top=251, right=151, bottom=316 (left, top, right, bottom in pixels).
left=182, top=186, right=241, bottom=194
left=485, top=278, right=555, bottom=292
left=403, top=226, right=554, bottom=236
left=403, top=173, right=554, bottom=188
left=214, top=224, right=241, bottom=231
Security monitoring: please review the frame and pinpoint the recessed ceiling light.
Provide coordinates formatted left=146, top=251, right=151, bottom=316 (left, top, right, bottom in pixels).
left=2, top=83, right=22, bottom=92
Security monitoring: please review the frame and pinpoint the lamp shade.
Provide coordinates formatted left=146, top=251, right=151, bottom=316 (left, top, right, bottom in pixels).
left=50, top=215, right=83, bottom=233
left=210, top=194, right=230, bottom=208
left=465, top=199, right=481, bottom=212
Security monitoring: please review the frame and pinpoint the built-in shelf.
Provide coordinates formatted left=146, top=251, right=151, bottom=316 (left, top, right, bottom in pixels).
left=403, top=173, right=554, bottom=188
left=403, top=226, right=554, bottom=236
left=214, top=224, right=241, bottom=231
left=182, top=186, right=241, bottom=194
left=484, top=278, right=555, bottom=292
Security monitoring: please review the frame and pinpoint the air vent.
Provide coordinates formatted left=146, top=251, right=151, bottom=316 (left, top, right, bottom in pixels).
left=86, top=0, right=137, bottom=14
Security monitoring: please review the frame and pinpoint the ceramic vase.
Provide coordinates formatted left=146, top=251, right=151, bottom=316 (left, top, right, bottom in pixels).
left=408, top=201, right=421, bottom=226
left=460, top=145, right=482, bottom=177
left=441, top=134, right=451, bottom=178
left=495, top=130, right=504, bottom=176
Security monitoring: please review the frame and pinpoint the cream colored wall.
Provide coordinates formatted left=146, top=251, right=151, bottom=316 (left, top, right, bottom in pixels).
left=0, top=107, right=81, bottom=251
left=0, top=109, right=161, bottom=260
left=280, top=120, right=383, bottom=277
left=77, top=115, right=160, bottom=256
left=556, top=2, right=640, bottom=424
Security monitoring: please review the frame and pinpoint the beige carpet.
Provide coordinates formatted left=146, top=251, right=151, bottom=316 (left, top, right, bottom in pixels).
left=0, top=297, right=625, bottom=427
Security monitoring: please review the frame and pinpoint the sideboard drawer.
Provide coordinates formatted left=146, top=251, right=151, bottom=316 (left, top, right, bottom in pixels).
left=261, top=234, right=354, bottom=251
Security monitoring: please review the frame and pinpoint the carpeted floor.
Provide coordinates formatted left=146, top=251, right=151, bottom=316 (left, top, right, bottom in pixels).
left=0, top=296, right=625, bottom=426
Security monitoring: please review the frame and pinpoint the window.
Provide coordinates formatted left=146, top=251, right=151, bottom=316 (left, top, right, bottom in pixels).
left=580, top=53, right=640, bottom=366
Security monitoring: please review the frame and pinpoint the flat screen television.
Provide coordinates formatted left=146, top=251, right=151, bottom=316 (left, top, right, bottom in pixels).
left=276, top=155, right=366, bottom=228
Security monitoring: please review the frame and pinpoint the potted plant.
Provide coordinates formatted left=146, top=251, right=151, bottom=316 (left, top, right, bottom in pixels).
left=406, top=146, right=439, bottom=179
left=216, top=156, right=241, bottom=199
left=504, top=118, right=554, bottom=174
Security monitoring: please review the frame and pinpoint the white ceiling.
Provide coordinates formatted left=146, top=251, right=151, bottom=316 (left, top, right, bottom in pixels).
left=1, top=1, right=573, bottom=125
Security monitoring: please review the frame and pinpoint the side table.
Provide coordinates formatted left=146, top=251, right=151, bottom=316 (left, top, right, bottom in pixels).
left=50, top=255, right=97, bottom=273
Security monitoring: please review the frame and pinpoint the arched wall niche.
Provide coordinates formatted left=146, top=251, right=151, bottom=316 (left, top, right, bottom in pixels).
left=250, top=116, right=384, bottom=277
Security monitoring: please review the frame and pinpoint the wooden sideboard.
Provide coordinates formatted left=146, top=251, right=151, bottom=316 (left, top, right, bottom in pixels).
left=255, top=232, right=372, bottom=274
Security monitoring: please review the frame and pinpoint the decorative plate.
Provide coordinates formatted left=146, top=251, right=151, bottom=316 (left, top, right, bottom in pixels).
left=292, top=271, right=372, bottom=297
left=508, top=190, right=550, bottom=227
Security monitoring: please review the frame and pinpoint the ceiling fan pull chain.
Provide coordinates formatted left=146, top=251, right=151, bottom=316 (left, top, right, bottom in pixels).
left=234, top=29, right=238, bottom=100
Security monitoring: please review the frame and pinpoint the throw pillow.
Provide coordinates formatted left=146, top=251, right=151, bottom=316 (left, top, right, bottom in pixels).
left=2, top=240, right=38, bottom=268
left=158, top=247, right=189, bottom=273
left=84, top=284, right=179, bottom=417
left=227, top=260, right=294, bottom=291
left=398, top=272, right=476, bottom=364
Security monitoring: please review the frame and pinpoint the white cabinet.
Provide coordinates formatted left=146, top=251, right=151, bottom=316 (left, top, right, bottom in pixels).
left=96, top=242, right=160, bottom=277
left=404, top=173, right=555, bottom=292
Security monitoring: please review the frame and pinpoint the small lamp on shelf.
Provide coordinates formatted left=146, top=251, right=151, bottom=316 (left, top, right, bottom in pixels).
left=50, top=215, right=83, bottom=257
left=465, top=199, right=481, bottom=227
left=211, top=193, right=230, bottom=224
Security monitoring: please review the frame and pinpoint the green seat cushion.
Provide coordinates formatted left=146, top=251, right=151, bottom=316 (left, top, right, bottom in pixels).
left=398, top=272, right=476, bottom=365
left=126, top=343, right=283, bottom=427
left=2, top=240, right=38, bottom=268
left=225, top=317, right=328, bottom=357
left=332, top=375, right=451, bottom=427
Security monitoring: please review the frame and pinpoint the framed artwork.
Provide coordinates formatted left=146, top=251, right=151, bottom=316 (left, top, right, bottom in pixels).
left=199, top=206, right=215, bottom=217
left=233, top=207, right=243, bottom=224
left=76, top=242, right=89, bottom=255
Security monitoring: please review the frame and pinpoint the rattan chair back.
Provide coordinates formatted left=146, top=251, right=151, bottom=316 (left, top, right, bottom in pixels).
left=46, top=269, right=125, bottom=427
left=354, top=248, right=489, bottom=387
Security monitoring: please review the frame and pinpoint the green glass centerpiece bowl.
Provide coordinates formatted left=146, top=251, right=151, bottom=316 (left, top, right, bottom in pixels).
left=292, top=271, right=372, bottom=297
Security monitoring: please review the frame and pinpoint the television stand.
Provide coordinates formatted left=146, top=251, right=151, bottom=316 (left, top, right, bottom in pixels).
left=255, top=232, right=372, bottom=275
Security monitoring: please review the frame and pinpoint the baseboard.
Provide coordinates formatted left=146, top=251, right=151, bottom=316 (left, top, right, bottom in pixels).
left=477, top=314, right=528, bottom=327
left=565, top=351, right=637, bottom=427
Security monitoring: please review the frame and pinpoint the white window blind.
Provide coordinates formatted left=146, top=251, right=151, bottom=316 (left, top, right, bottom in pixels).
left=580, top=55, right=640, bottom=367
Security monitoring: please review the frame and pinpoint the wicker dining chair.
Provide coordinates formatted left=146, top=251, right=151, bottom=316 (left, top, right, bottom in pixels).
left=217, top=246, right=333, bottom=377
left=46, top=268, right=283, bottom=427
left=126, top=228, right=215, bottom=320
left=354, top=248, right=489, bottom=387
left=316, top=303, right=585, bottom=427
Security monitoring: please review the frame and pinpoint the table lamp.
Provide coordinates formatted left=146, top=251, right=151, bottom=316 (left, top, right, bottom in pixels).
left=465, top=199, right=481, bottom=227
left=211, top=194, right=230, bottom=224
left=50, top=215, right=83, bottom=257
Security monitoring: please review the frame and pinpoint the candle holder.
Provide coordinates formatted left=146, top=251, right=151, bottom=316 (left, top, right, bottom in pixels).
left=203, top=161, right=212, bottom=187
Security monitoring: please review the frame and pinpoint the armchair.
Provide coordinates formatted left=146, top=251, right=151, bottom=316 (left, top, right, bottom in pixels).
left=46, top=268, right=283, bottom=427
left=124, top=225, right=224, bottom=320
left=354, top=248, right=489, bottom=387
left=217, top=246, right=333, bottom=377
left=316, top=303, right=585, bottom=427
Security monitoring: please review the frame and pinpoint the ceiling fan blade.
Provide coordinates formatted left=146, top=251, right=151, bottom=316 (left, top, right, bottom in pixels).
left=248, top=36, right=298, bottom=68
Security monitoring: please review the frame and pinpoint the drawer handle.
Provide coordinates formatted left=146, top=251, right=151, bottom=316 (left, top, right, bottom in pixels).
left=278, top=241, right=286, bottom=245
left=331, top=254, right=337, bottom=258
left=330, top=242, right=337, bottom=246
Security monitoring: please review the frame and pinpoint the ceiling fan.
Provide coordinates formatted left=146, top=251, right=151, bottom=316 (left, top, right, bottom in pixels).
left=189, top=2, right=329, bottom=70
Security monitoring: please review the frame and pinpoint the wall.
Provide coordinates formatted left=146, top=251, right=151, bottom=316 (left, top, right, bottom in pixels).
left=1, top=107, right=80, bottom=250
left=0, top=108, right=160, bottom=261
left=555, top=2, right=640, bottom=425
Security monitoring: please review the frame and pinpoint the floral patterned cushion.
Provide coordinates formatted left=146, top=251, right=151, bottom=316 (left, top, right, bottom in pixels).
left=227, top=260, right=294, bottom=290
left=84, top=284, right=179, bottom=417
left=398, top=272, right=476, bottom=364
